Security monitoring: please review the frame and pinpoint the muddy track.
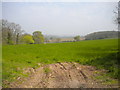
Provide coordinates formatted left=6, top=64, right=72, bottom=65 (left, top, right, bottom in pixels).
left=9, top=62, right=118, bottom=88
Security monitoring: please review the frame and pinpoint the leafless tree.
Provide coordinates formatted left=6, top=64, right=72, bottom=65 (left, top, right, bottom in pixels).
left=114, top=2, right=120, bottom=29
left=2, top=19, right=23, bottom=44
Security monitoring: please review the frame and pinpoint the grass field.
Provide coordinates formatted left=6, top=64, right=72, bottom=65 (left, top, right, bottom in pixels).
left=2, top=39, right=119, bottom=84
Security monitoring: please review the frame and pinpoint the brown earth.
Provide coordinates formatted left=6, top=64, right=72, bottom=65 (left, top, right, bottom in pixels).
left=9, top=62, right=119, bottom=88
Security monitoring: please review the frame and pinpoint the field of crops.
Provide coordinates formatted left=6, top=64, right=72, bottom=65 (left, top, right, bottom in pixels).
left=2, top=39, right=119, bottom=84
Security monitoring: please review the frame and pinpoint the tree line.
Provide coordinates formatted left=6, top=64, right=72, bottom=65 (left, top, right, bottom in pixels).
left=1, top=19, right=44, bottom=45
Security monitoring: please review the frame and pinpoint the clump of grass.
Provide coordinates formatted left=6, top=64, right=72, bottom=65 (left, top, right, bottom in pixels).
left=88, top=52, right=119, bottom=79
left=44, top=67, right=51, bottom=74
left=94, top=73, right=118, bottom=85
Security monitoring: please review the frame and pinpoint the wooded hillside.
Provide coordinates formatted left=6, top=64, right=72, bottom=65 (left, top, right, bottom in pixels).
left=85, top=31, right=119, bottom=40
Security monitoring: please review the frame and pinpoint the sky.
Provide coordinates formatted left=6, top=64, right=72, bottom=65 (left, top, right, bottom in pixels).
left=1, top=2, right=118, bottom=36
left=1, top=0, right=119, bottom=2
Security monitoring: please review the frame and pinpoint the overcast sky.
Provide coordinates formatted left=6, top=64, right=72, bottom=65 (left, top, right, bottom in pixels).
left=2, top=2, right=118, bottom=36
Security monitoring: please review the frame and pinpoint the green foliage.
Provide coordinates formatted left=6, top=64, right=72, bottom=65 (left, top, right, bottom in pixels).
left=2, top=39, right=119, bottom=84
left=74, top=35, right=80, bottom=41
left=20, top=34, right=34, bottom=44
left=33, top=31, right=44, bottom=44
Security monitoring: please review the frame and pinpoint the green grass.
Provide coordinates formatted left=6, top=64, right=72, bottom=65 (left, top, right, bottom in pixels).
left=2, top=39, right=119, bottom=85
left=93, top=72, right=118, bottom=85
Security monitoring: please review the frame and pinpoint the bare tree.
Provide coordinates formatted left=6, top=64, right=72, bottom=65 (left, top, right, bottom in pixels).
left=14, top=24, right=24, bottom=44
left=2, top=19, right=23, bottom=44
left=114, top=2, right=120, bottom=29
left=116, top=1, right=120, bottom=39
left=2, top=20, right=13, bottom=44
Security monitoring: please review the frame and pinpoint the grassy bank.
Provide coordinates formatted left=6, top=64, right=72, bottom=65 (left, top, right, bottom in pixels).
left=2, top=39, right=119, bottom=83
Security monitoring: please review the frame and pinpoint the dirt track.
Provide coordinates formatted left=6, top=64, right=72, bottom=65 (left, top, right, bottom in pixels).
left=10, top=62, right=118, bottom=88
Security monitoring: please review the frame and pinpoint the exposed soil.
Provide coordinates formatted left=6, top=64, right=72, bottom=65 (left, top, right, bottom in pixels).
left=9, top=62, right=119, bottom=88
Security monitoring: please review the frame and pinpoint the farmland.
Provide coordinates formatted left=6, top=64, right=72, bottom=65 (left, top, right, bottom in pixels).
left=2, top=39, right=119, bottom=87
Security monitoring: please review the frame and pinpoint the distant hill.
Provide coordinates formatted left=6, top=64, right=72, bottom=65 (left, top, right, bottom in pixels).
left=44, top=35, right=74, bottom=39
left=85, top=31, right=119, bottom=40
